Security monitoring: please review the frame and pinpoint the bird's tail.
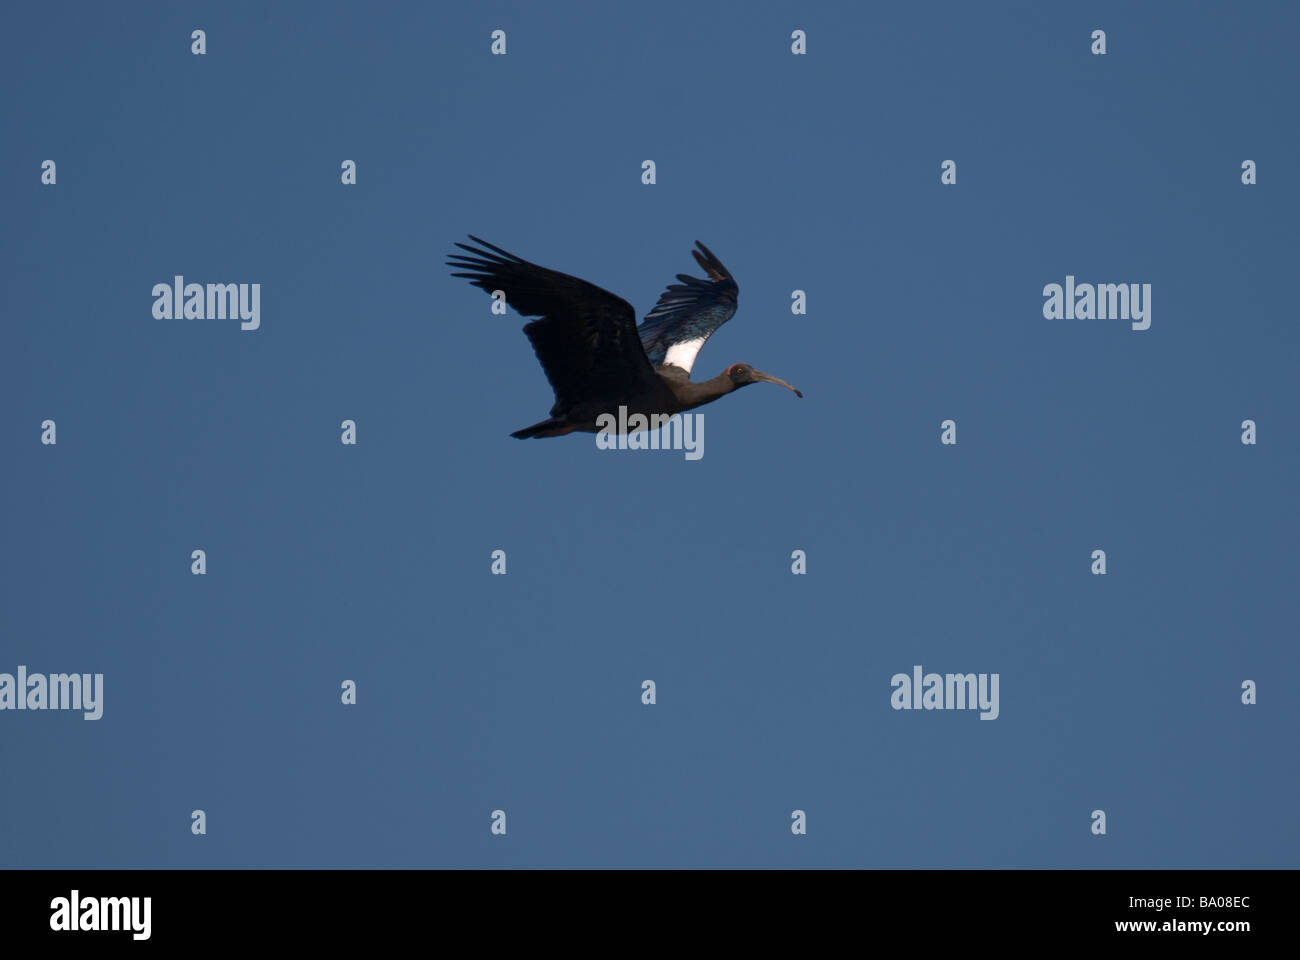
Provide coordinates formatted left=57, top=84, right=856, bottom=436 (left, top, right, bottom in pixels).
left=511, top=418, right=580, bottom=439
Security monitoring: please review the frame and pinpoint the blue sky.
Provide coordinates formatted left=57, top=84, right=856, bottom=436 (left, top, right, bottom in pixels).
left=1, top=1, right=1296, bottom=867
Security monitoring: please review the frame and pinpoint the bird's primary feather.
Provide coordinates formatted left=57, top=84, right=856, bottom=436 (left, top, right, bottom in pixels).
left=446, top=236, right=662, bottom=418
left=636, top=241, right=739, bottom=374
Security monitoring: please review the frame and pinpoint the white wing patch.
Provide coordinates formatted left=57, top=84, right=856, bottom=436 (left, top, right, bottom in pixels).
left=662, top=337, right=706, bottom=374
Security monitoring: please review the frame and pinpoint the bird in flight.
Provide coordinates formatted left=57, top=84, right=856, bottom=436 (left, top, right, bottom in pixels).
left=447, top=236, right=802, bottom=438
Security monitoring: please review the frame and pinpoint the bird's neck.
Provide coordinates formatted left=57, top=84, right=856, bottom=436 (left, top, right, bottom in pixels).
left=671, top=371, right=737, bottom=411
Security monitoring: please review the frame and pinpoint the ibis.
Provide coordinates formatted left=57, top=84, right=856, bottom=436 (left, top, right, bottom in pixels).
left=447, top=236, right=802, bottom=438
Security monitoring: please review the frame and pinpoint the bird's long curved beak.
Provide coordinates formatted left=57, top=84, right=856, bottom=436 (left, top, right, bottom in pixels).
left=752, top=369, right=803, bottom=398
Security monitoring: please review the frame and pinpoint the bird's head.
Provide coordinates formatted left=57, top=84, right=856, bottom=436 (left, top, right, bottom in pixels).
left=725, top=362, right=803, bottom=398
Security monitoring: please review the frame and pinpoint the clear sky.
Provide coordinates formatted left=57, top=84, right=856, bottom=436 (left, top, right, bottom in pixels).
left=2, top=1, right=1296, bottom=867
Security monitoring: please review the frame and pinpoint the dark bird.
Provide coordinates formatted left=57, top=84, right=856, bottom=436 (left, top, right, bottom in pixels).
left=447, top=236, right=802, bottom=438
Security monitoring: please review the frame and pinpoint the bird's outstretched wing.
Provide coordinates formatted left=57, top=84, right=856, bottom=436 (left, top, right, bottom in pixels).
left=636, top=241, right=739, bottom=374
left=447, top=236, right=660, bottom=417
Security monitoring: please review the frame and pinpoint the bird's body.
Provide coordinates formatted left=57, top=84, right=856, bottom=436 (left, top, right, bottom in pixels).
left=446, top=236, right=801, bottom=438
